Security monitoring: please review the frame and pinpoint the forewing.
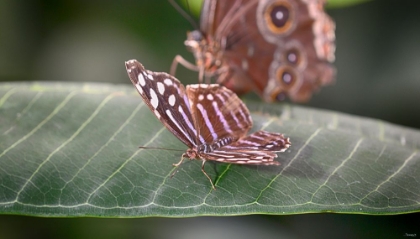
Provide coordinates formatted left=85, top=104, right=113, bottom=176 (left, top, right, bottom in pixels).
left=125, top=60, right=203, bottom=148
left=186, top=84, right=253, bottom=144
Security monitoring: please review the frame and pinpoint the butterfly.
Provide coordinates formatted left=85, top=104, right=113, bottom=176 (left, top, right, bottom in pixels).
left=126, top=59, right=291, bottom=189
left=171, top=0, right=335, bottom=102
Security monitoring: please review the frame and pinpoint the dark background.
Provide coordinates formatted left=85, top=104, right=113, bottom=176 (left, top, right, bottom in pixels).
left=1, top=0, right=419, bottom=238
left=1, top=0, right=420, bottom=129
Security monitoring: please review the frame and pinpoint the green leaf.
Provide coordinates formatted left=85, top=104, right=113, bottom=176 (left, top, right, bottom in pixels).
left=182, top=0, right=372, bottom=15
left=0, top=82, right=419, bottom=217
left=327, top=0, right=372, bottom=8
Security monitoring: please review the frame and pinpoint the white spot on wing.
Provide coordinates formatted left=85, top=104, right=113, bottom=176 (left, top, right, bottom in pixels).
left=198, top=94, right=204, bottom=101
left=207, top=94, right=214, bottom=101
left=150, top=88, right=159, bottom=109
left=138, top=73, right=146, bottom=86
left=168, top=94, right=176, bottom=106
left=164, top=78, right=173, bottom=86
left=157, top=82, right=165, bottom=95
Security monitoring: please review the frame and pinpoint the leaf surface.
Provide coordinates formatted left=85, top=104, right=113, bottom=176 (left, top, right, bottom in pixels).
left=0, top=82, right=419, bottom=217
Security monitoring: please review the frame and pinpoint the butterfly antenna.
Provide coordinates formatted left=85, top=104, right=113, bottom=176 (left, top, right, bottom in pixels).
left=168, top=0, right=200, bottom=30
left=138, top=146, right=184, bottom=152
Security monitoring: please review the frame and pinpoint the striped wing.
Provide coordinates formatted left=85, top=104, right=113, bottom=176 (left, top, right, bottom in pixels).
left=224, top=131, right=291, bottom=152
left=204, top=131, right=291, bottom=165
left=125, top=60, right=204, bottom=148
left=186, top=84, right=253, bottom=144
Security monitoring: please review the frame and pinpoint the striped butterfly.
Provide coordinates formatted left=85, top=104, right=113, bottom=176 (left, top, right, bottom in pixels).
left=125, top=59, right=291, bottom=189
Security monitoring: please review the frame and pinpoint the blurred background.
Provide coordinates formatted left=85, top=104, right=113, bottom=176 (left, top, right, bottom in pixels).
left=1, top=0, right=419, bottom=238
left=1, top=0, right=420, bottom=129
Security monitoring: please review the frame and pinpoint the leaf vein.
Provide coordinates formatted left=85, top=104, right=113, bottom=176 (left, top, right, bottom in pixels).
left=310, top=138, right=364, bottom=202
left=255, top=127, right=323, bottom=202
left=15, top=92, right=116, bottom=201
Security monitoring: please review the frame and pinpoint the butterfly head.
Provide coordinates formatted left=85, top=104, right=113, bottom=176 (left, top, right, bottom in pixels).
left=185, top=30, right=204, bottom=50
left=185, top=148, right=198, bottom=160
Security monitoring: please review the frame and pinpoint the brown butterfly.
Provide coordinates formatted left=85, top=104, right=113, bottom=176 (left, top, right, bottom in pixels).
left=171, top=0, right=336, bottom=102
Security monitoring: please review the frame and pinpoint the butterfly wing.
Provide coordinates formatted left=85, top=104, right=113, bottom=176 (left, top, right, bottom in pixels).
left=223, top=131, right=291, bottom=152
left=203, top=0, right=267, bottom=95
left=186, top=84, right=253, bottom=144
left=254, top=0, right=336, bottom=102
left=199, top=0, right=242, bottom=36
left=199, top=0, right=335, bottom=102
left=204, top=131, right=291, bottom=165
left=125, top=60, right=204, bottom=148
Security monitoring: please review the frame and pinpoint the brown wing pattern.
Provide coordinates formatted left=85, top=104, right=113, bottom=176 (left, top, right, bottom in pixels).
left=186, top=84, right=253, bottom=144
left=203, top=131, right=291, bottom=165
left=193, top=0, right=335, bottom=102
left=125, top=60, right=204, bottom=148
left=224, top=131, right=291, bottom=152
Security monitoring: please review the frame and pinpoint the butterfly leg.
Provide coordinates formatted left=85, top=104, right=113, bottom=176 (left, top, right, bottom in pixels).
left=201, top=159, right=216, bottom=190
left=170, top=55, right=200, bottom=77
left=170, top=153, right=187, bottom=178
left=171, top=55, right=210, bottom=83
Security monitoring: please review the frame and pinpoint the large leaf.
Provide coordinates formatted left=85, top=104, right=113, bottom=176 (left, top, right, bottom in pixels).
left=0, top=82, right=419, bottom=217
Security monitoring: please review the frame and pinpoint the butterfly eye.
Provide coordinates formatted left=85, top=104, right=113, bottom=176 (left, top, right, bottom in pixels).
left=188, top=30, right=203, bottom=42
left=264, top=1, right=294, bottom=34
left=185, top=30, right=204, bottom=51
